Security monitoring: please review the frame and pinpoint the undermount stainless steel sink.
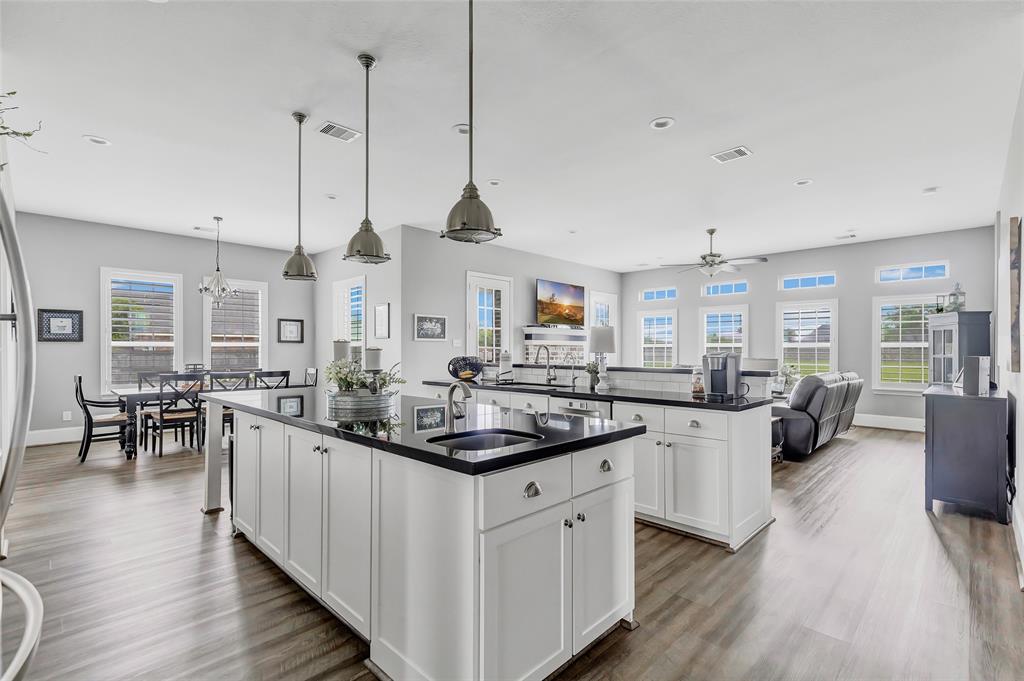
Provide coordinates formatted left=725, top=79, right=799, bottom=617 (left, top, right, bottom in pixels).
left=426, top=428, right=544, bottom=450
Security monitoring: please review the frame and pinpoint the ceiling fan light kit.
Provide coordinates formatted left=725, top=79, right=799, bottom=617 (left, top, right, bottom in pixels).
left=660, top=227, right=768, bottom=277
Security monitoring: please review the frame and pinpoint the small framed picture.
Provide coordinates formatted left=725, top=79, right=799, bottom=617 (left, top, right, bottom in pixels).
left=414, top=404, right=446, bottom=433
left=375, top=303, right=391, bottom=339
left=414, top=314, right=447, bottom=342
left=37, top=309, right=83, bottom=342
left=277, top=395, right=304, bottom=418
left=277, top=318, right=304, bottom=343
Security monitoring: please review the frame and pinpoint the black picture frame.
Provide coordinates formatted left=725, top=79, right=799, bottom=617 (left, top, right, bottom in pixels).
left=37, top=308, right=83, bottom=342
left=277, top=318, right=304, bottom=343
left=277, top=394, right=304, bottom=418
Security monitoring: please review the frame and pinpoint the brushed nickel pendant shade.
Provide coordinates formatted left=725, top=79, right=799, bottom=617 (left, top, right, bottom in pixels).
left=198, top=216, right=241, bottom=308
left=282, top=111, right=319, bottom=281
left=441, top=0, right=501, bottom=244
left=344, top=53, right=391, bottom=264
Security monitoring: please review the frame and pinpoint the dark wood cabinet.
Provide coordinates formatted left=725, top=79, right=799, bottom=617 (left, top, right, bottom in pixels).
left=924, top=385, right=1009, bottom=523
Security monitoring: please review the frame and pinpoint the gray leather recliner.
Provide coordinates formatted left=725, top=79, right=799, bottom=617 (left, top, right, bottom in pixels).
left=772, top=371, right=863, bottom=458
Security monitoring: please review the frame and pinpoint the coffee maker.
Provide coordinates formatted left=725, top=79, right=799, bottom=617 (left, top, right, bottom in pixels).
left=702, top=351, right=742, bottom=401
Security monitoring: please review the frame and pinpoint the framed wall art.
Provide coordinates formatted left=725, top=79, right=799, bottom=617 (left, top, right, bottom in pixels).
left=38, top=309, right=83, bottom=342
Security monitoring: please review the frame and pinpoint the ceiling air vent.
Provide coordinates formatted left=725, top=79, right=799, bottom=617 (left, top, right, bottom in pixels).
left=318, top=121, right=362, bottom=142
left=711, top=146, right=753, bottom=164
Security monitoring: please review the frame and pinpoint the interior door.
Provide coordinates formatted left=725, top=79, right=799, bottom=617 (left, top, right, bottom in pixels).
left=664, top=435, right=729, bottom=535
left=284, top=425, right=324, bottom=594
left=467, top=272, right=512, bottom=364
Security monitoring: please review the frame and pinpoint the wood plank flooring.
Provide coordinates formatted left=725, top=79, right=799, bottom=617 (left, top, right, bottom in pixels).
left=2, top=426, right=1024, bottom=680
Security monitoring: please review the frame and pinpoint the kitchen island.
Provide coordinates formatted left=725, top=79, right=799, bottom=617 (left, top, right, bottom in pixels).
left=201, top=388, right=646, bottom=681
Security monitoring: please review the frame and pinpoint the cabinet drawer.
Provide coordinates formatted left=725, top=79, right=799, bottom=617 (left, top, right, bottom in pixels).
left=478, top=456, right=572, bottom=530
left=664, top=407, right=728, bottom=440
left=550, top=397, right=612, bottom=419
left=510, top=392, right=548, bottom=414
left=572, top=439, right=633, bottom=496
left=616, top=403, right=664, bottom=432
left=478, top=391, right=511, bottom=409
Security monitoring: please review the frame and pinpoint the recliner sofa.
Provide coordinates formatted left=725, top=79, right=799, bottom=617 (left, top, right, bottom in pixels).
left=772, top=371, right=863, bottom=458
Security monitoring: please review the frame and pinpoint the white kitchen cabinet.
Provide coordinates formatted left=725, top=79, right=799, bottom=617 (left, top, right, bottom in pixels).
left=571, top=479, right=634, bottom=653
left=480, top=501, right=573, bottom=681
left=283, top=425, right=324, bottom=594
left=664, top=434, right=729, bottom=536
left=509, top=392, right=548, bottom=414
left=477, top=390, right=512, bottom=409
left=256, top=419, right=286, bottom=563
left=550, top=396, right=612, bottom=419
left=232, top=411, right=259, bottom=539
left=632, top=433, right=664, bottom=518
left=321, top=435, right=372, bottom=639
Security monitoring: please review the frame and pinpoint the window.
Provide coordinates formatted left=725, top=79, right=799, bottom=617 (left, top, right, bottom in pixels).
left=780, top=272, right=836, bottom=290
left=876, top=261, right=948, bottom=283
left=640, top=287, right=677, bottom=302
left=700, top=304, right=748, bottom=356
left=467, top=272, right=512, bottom=363
left=639, top=310, right=675, bottom=368
left=334, top=276, right=366, bottom=361
left=202, top=279, right=268, bottom=371
left=101, top=268, right=182, bottom=392
left=590, top=290, right=619, bottom=364
left=702, top=280, right=748, bottom=297
left=776, top=299, right=838, bottom=378
left=872, top=295, right=941, bottom=390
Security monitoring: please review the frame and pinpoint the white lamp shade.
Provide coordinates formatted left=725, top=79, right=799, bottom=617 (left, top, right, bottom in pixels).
left=590, top=326, right=616, bottom=354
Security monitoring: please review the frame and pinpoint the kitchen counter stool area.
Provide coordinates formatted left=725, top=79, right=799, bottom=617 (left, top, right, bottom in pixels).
left=202, top=390, right=644, bottom=681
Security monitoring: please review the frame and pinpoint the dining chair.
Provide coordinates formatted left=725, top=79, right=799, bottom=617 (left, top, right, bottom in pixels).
left=147, top=373, right=204, bottom=456
left=254, top=370, right=290, bottom=389
left=208, top=371, right=248, bottom=438
left=304, top=367, right=318, bottom=386
left=73, top=375, right=127, bottom=462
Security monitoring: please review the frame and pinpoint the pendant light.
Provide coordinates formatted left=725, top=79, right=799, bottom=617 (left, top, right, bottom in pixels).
left=282, top=111, right=319, bottom=280
left=197, top=216, right=240, bottom=308
left=441, top=0, right=501, bottom=244
left=343, top=53, right=391, bottom=264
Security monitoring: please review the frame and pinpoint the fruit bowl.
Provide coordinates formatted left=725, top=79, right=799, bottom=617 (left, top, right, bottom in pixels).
left=447, top=356, right=483, bottom=380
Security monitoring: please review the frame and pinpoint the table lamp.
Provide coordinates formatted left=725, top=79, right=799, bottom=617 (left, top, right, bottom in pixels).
left=590, top=326, right=615, bottom=393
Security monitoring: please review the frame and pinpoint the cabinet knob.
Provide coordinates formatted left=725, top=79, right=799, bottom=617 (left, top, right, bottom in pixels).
left=665, top=442, right=673, bottom=448
left=688, top=419, right=701, bottom=429
left=313, top=444, right=322, bottom=453
left=656, top=441, right=663, bottom=446
left=599, top=458, right=614, bottom=473
left=632, top=414, right=643, bottom=422
left=523, top=481, right=543, bottom=499
left=524, top=402, right=533, bottom=409
left=564, top=518, right=573, bottom=528
left=576, top=512, right=587, bottom=522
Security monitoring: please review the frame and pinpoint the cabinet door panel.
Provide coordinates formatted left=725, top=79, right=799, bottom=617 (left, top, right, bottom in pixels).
left=284, top=425, right=323, bottom=594
left=322, top=436, right=371, bottom=638
left=664, top=435, right=729, bottom=535
left=256, top=419, right=286, bottom=562
left=572, top=479, right=634, bottom=653
left=633, top=433, right=664, bottom=517
left=232, top=412, right=259, bottom=539
left=481, top=501, right=572, bottom=681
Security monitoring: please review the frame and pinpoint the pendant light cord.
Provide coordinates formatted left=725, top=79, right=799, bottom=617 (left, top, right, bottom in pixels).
left=214, top=217, right=222, bottom=271
left=365, top=59, right=370, bottom=222
left=297, top=117, right=303, bottom=247
left=468, top=0, right=474, bottom=185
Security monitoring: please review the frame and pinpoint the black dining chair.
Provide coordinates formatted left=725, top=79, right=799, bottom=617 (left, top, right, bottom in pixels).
left=147, top=373, right=204, bottom=456
left=208, top=371, right=249, bottom=437
left=254, top=370, right=290, bottom=389
left=74, top=375, right=127, bottom=462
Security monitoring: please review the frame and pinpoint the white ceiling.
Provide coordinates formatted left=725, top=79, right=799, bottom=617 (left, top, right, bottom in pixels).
left=2, top=1, right=1023, bottom=273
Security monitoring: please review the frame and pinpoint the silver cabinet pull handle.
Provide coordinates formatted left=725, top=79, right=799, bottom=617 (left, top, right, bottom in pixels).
left=656, top=440, right=663, bottom=446
left=666, top=442, right=673, bottom=448
left=599, top=459, right=614, bottom=473
left=632, top=414, right=643, bottom=422
left=313, top=444, right=322, bottom=453
left=688, top=419, right=701, bottom=428
left=576, top=512, right=587, bottom=522
left=523, top=481, right=543, bottom=498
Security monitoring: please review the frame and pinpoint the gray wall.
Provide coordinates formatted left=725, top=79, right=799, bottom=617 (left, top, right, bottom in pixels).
left=18, top=212, right=316, bottom=431
left=621, top=226, right=994, bottom=418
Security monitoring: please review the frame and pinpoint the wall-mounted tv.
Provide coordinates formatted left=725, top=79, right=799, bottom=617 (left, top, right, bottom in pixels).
left=536, top=279, right=585, bottom=325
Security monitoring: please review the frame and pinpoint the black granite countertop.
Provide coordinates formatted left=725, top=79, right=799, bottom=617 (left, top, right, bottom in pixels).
left=423, top=380, right=774, bottom=411
left=479, top=363, right=777, bottom=377
left=201, top=388, right=646, bottom=475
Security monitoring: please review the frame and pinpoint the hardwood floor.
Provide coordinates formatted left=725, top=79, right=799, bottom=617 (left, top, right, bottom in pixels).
left=3, top=426, right=1023, bottom=680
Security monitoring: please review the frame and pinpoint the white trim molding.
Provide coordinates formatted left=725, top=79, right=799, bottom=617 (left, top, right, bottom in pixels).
left=871, top=293, right=943, bottom=393
left=637, top=308, right=677, bottom=368
left=466, top=271, right=514, bottom=361
left=853, top=413, right=925, bottom=433
left=775, top=298, right=839, bottom=375
left=698, top=303, right=749, bottom=357
left=27, top=426, right=82, bottom=447
left=875, top=260, right=950, bottom=284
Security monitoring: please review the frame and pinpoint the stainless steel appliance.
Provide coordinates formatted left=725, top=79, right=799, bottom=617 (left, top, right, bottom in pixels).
left=962, top=356, right=991, bottom=396
left=702, top=352, right=741, bottom=401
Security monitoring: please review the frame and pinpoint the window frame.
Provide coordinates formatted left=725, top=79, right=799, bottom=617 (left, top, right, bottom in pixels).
left=700, top=279, right=749, bottom=298
left=100, top=266, right=183, bottom=394
left=638, top=308, right=676, bottom=368
left=590, top=289, right=619, bottom=365
left=639, top=287, right=678, bottom=302
left=202, top=277, right=269, bottom=372
left=333, top=275, right=367, bottom=355
left=698, top=303, right=749, bottom=357
left=875, top=260, right=949, bottom=284
left=775, top=298, right=839, bottom=377
left=778, top=271, right=837, bottom=291
left=466, top=270, right=514, bottom=363
left=871, top=293, right=943, bottom=393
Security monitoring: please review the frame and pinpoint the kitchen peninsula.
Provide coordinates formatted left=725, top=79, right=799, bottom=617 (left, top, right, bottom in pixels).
left=201, top=387, right=646, bottom=681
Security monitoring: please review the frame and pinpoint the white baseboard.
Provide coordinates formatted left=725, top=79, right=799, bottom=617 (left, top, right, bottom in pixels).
left=853, top=413, right=925, bottom=432
left=27, top=426, right=81, bottom=447
left=1013, top=502, right=1024, bottom=592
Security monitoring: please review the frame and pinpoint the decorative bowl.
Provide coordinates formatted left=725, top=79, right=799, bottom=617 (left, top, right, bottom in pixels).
left=448, top=356, right=483, bottom=380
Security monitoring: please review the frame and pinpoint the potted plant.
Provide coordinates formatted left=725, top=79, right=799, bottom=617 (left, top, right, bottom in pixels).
left=585, top=361, right=600, bottom=388
left=325, top=360, right=406, bottom=421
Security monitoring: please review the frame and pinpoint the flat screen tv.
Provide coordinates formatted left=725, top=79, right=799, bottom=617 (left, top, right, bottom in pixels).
left=536, top=279, right=585, bottom=325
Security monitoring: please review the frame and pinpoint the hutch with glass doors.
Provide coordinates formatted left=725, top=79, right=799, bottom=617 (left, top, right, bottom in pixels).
left=927, top=311, right=992, bottom=385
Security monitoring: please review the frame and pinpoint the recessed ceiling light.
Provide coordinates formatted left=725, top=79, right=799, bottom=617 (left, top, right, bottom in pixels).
left=487, top=178, right=502, bottom=187
left=793, top=178, right=813, bottom=187
left=922, top=186, right=940, bottom=196
left=82, top=134, right=111, bottom=146
left=649, top=116, right=675, bottom=130
left=568, top=229, right=577, bottom=235
left=325, top=193, right=337, bottom=200
left=452, top=123, right=470, bottom=135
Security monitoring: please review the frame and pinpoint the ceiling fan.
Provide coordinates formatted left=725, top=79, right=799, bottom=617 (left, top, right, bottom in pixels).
left=660, top=228, right=768, bottom=277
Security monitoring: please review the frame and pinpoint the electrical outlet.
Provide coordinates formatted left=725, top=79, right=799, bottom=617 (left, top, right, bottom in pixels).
left=61, top=411, right=72, bottom=422
left=452, top=339, right=462, bottom=348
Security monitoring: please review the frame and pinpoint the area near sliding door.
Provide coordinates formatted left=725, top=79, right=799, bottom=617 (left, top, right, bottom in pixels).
left=466, top=271, right=512, bottom=363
